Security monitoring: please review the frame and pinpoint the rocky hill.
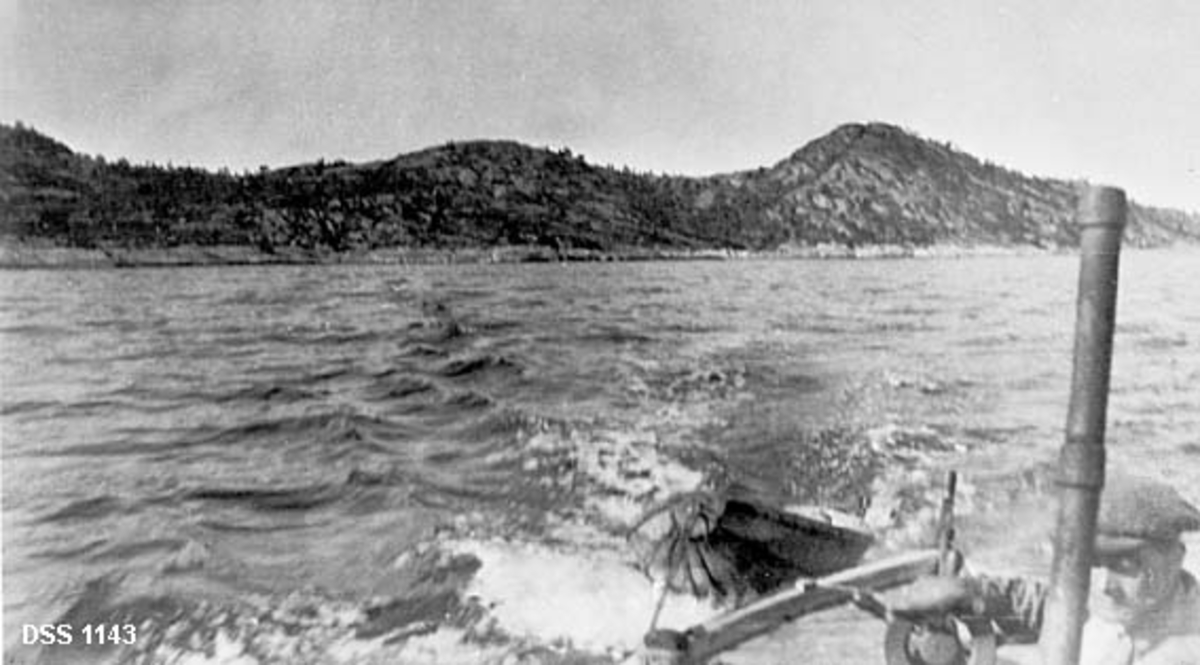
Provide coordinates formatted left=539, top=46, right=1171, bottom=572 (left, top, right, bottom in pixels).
left=742, top=123, right=1198, bottom=248
left=2, top=121, right=1198, bottom=263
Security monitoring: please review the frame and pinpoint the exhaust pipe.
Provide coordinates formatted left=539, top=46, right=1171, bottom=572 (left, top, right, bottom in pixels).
left=1041, top=185, right=1127, bottom=665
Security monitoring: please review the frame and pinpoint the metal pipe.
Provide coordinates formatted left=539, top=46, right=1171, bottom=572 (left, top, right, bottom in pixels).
left=1041, top=186, right=1127, bottom=665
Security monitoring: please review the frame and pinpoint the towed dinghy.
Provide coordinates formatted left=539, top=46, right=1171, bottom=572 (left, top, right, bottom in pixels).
left=633, top=484, right=875, bottom=601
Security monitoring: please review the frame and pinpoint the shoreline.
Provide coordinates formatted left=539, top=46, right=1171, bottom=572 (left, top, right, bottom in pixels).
left=0, top=240, right=1088, bottom=270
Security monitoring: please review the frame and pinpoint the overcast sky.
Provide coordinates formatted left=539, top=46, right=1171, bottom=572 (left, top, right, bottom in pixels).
left=3, top=0, right=1198, bottom=211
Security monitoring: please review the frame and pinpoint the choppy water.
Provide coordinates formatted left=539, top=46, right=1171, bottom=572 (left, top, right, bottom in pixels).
left=2, top=251, right=1199, bottom=664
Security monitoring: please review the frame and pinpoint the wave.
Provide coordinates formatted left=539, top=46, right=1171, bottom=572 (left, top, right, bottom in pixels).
left=474, top=318, right=525, bottom=334
left=60, top=394, right=197, bottom=417
left=181, top=484, right=346, bottom=512
left=211, top=383, right=326, bottom=403
left=127, top=381, right=327, bottom=408
left=44, top=409, right=414, bottom=465
left=341, top=458, right=520, bottom=513
left=190, top=410, right=398, bottom=449
left=362, top=375, right=439, bottom=403
left=37, top=495, right=128, bottom=523
left=84, top=538, right=189, bottom=562
left=0, top=399, right=60, bottom=416
left=397, top=342, right=451, bottom=358
left=863, top=319, right=937, bottom=333
left=385, top=389, right=495, bottom=418
left=0, top=323, right=73, bottom=336
left=337, top=421, right=567, bottom=516
left=307, top=330, right=387, bottom=347
left=574, top=326, right=657, bottom=345
left=404, top=320, right=471, bottom=344
left=375, top=395, right=491, bottom=422
left=30, top=538, right=109, bottom=560
left=259, top=326, right=384, bottom=347
left=295, top=365, right=362, bottom=383
left=651, top=321, right=728, bottom=335
left=436, top=354, right=524, bottom=380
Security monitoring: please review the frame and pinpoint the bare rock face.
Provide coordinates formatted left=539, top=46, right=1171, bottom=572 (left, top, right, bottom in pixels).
left=737, top=122, right=1191, bottom=249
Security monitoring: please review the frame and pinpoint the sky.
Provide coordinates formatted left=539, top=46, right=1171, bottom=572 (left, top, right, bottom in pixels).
left=3, top=0, right=1198, bottom=211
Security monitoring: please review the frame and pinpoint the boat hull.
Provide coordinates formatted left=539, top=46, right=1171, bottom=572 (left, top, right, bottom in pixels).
left=708, top=496, right=875, bottom=592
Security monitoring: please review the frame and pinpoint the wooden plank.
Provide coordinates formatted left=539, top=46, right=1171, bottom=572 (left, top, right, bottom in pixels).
left=682, top=549, right=941, bottom=663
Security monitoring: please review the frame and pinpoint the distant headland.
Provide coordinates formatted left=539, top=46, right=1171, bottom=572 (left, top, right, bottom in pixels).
left=2, top=121, right=1198, bottom=268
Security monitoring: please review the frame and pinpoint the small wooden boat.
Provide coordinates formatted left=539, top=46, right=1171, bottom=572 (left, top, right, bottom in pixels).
left=714, top=494, right=875, bottom=580
left=634, top=485, right=876, bottom=599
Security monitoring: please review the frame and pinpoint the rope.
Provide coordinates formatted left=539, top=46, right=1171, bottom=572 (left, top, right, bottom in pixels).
left=624, top=490, right=714, bottom=537
left=647, top=503, right=703, bottom=632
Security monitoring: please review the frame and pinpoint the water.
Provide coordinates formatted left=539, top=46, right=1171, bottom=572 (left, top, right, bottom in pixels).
left=2, top=251, right=1199, bottom=663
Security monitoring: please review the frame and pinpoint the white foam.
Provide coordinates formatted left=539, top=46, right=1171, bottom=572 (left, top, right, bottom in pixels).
left=446, top=538, right=719, bottom=654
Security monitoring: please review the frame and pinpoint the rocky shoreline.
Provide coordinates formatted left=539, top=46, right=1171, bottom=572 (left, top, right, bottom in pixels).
left=0, top=240, right=1067, bottom=270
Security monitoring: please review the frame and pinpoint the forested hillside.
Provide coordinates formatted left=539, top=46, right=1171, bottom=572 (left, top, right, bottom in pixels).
left=2, top=121, right=1197, bottom=260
